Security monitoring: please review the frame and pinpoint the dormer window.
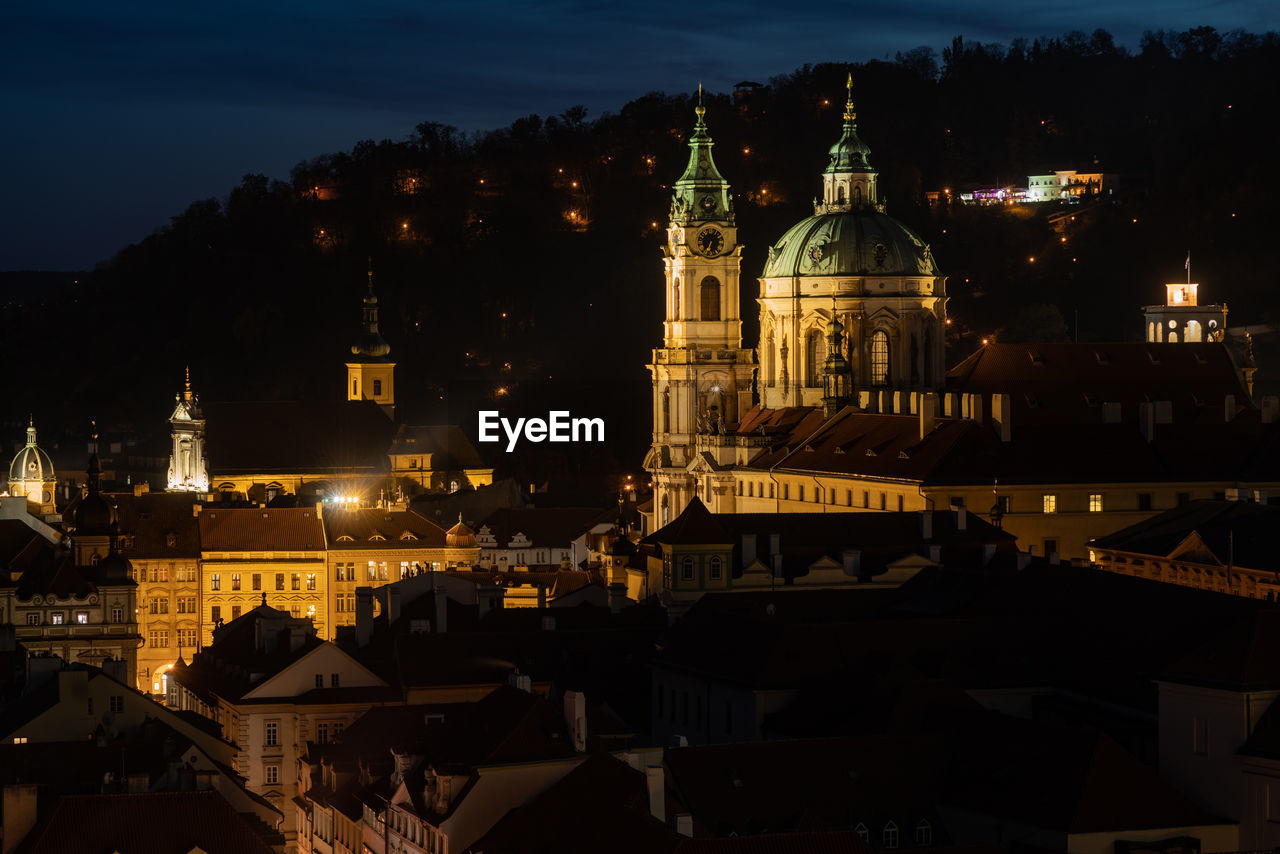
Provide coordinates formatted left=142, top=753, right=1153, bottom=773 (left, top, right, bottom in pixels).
left=399, top=532, right=418, bottom=540
left=369, top=533, right=387, bottom=542
left=336, top=535, right=354, bottom=542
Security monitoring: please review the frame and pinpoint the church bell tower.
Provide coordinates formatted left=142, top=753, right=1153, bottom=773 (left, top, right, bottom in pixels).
left=644, top=90, right=755, bottom=527
left=167, top=367, right=209, bottom=493
left=347, top=264, right=396, bottom=420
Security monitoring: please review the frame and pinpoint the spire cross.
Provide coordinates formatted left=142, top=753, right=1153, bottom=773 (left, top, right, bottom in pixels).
left=843, top=72, right=856, bottom=123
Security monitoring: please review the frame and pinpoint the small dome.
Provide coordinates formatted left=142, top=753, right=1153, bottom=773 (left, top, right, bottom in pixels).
left=609, top=535, right=636, bottom=557
left=446, top=516, right=477, bottom=548
left=762, top=211, right=939, bottom=280
left=9, top=423, right=55, bottom=485
left=351, top=331, right=391, bottom=359
left=97, top=548, right=133, bottom=580
left=826, top=132, right=872, bottom=174
left=74, top=492, right=117, bottom=536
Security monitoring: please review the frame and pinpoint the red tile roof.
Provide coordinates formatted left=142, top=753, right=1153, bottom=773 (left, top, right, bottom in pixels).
left=198, top=506, right=326, bottom=551
left=323, top=506, right=447, bottom=549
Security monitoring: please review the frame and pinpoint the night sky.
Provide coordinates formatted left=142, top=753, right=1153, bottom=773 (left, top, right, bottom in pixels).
left=2, top=1, right=1273, bottom=271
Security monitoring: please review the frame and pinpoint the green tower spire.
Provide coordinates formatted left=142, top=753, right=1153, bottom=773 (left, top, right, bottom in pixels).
left=670, top=86, right=734, bottom=225
left=824, top=73, right=874, bottom=175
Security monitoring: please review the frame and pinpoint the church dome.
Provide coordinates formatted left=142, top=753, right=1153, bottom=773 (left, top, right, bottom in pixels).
left=762, top=211, right=939, bottom=279
left=9, top=422, right=55, bottom=485
left=445, top=516, right=477, bottom=549
left=351, top=269, right=391, bottom=360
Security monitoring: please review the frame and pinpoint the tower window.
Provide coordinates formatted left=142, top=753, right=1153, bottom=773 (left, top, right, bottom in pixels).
left=700, top=276, right=721, bottom=321
left=352, top=378, right=358, bottom=396
left=871, top=330, right=890, bottom=385
left=806, top=329, right=826, bottom=386
left=373, top=379, right=382, bottom=396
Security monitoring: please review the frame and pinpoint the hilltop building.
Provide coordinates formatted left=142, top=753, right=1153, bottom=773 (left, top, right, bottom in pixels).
left=1144, top=274, right=1228, bottom=344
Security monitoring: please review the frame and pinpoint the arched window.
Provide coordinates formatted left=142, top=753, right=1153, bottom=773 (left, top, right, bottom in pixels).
left=883, top=822, right=899, bottom=849
left=915, top=820, right=932, bottom=846
left=661, top=496, right=670, bottom=526
left=855, top=824, right=869, bottom=843
left=1186, top=319, right=1202, bottom=342
left=672, top=277, right=680, bottom=317
left=700, top=276, right=720, bottom=321
left=661, top=388, right=671, bottom=434
left=806, top=329, right=826, bottom=386
left=709, top=555, right=723, bottom=580
left=373, top=379, right=382, bottom=396
left=680, top=556, right=695, bottom=581
left=871, top=330, right=890, bottom=385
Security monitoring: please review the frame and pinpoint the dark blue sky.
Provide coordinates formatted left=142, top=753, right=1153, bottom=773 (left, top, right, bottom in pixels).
left=2, top=1, right=1273, bottom=270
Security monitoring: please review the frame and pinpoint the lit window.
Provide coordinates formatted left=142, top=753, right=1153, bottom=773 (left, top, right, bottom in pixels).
left=50, top=613, right=64, bottom=625
left=210, top=574, right=220, bottom=590
left=306, top=573, right=317, bottom=591
left=26, top=613, right=39, bottom=626
left=1089, top=493, right=1104, bottom=512
left=292, top=573, right=301, bottom=590
left=13, top=737, right=27, bottom=744
left=1042, top=494, right=1057, bottom=514
left=871, top=330, right=890, bottom=385
left=231, top=573, right=241, bottom=591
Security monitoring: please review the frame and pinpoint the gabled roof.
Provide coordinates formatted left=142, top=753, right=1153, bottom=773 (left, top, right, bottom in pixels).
left=467, top=752, right=681, bottom=854
left=198, top=506, right=326, bottom=552
left=477, top=506, right=615, bottom=548
left=388, top=424, right=488, bottom=469
left=650, top=498, right=733, bottom=546
left=1092, top=499, right=1280, bottom=570
left=16, top=791, right=277, bottom=854
left=323, top=506, right=447, bottom=549
left=204, top=399, right=393, bottom=477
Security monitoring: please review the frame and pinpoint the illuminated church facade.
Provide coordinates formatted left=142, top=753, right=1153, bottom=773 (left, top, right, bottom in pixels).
left=645, top=79, right=947, bottom=526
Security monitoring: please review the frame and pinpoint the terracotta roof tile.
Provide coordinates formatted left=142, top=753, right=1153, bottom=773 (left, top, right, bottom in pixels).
left=198, top=506, right=325, bottom=551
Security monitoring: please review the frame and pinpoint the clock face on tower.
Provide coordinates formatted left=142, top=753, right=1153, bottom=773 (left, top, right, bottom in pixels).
left=697, top=227, right=724, bottom=257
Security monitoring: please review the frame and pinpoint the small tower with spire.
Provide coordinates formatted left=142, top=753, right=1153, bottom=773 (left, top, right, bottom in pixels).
left=347, top=261, right=396, bottom=419
left=167, top=366, right=209, bottom=493
left=821, top=296, right=853, bottom=417
left=820, top=74, right=878, bottom=213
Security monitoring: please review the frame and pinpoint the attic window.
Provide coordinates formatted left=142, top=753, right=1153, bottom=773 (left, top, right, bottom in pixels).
left=1094, top=351, right=1109, bottom=365
left=897, top=451, right=910, bottom=460
left=1028, top=352, right=1045, bottom=366
left=399, top=532, right=418, bottom=540
left=1147, top=351, right=1161, bottom=365
left=369, top=533, right=387, bottom=542
left=1024, top=394, right=1040, bottom=409
left=865, top=449, right=876, bottom=457
left=336, top=535, right=354, bottom=542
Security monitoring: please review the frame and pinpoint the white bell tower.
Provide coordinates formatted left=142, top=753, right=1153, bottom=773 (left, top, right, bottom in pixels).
left=167, top=367, right=209, bottom=493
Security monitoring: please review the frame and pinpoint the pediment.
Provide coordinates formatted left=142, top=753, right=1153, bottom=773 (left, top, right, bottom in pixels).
left=1167, top=531, right=1224, bottom=566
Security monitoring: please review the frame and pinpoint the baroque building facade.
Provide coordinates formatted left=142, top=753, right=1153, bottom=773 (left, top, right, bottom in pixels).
left=644, top=93, right=755, bottom=527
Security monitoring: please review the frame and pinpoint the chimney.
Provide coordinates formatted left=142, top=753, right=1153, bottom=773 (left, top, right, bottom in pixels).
left=964, top=393, right=985, bottom=423
left=3, top=784, right=38, bottom=853
left=1017, top=551, right=1033, bottom=570
left=1263, top=396, right=1280, bottom=424
left=1155, top=400, right=1173, bottom=424
left=477, top=583, right=503, bottom=620
left=893, top=390, right=906, bottom=414
left=607, top=582, right=627, bottom=614
left=386, top=587, right=402, bottom=625
left=434, top=590, right=448, bottom=634
left=646, top=766, right=666, bottom=824
left=100, top=657, right=129, bottom=684
left=928, top=544, right=942, bottom=562
left=857, top=390, right=872, bottom=410
left=878, top=390, right=891, bottom=413
left=919, top=393, right=937, bottom=440
left=991, top=393, right=1012, bottom=442
left=920, top=512, right=933, bottom=541
left=943, top=392, right=961, bottom=418
left=1049, top=551, right=1061, bottom=565
left=1101, top=401, right=1122, bottom=423
left=288, top=625, right=306, bottom=653
left=741, top=533, right=757, bottom=567
left=982, top=542, right=996, bottom=564
left=769, top=533, right=781, bottom=556
left=355, top=587, right=373, bottom=647
left=537, top=584, right=548, bottom=609
left=842, top=549, right=861, bottom=576
left=771, top=554, right=784, bottom=578
left=541, top=615, right=557, bottom=631
left=676, top=814, right=694, bottom=837
left=1225, top=394, right=1237, bottom=422
left=955, top=506, right=967, bottom=530
left=193, top=770, right=217, bottom=792
left=908, top=391, right=920, bottom=415
left=564, top=690, right=588, bottom=752
left=1138, top=401, right=1155, bottom=443
left=1226, top=487, right=1242, bottom=501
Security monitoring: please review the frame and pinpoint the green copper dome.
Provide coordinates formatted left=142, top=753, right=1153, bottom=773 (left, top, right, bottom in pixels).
left=762, top=211, right=938, bottom=278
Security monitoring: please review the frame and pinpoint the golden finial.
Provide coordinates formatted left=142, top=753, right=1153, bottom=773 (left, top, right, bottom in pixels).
left=695, top=82, right=706, bottom=118
left=843, top=72, right=856, bottom=123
